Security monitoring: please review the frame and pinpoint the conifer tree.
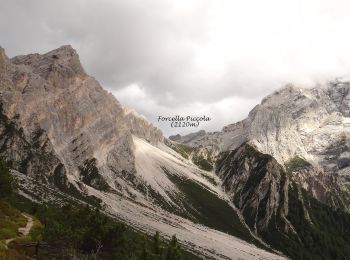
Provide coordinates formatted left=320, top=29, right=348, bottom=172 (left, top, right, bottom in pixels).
left=166, top=235, right=181, bottom=260
left=152, top=231, right=163, bottom=257
left=0, top=160, right=13, bottom=198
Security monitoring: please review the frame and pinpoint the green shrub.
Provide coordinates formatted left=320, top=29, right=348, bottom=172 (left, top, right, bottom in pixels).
left=285, top=156, right=310, bottom=173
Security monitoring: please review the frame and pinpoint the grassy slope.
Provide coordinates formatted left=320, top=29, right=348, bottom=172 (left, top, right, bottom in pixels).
left=0, top=200, right=26, bottom=248
left=0, top=199, right=43, bottom=260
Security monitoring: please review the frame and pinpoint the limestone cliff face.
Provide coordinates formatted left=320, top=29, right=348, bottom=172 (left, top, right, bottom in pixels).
left=0, top=45, right=163, bottom=194
left=288, top=162, right=350, bottom=211
left=172, top=82, right=350, bottom=182
left=246, top=83, right=350, bottom=172
left=0, top=105, right=65, bottom=183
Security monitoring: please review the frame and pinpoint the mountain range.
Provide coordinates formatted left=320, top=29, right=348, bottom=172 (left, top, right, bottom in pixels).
left=1, top=45, right=350, bottom=259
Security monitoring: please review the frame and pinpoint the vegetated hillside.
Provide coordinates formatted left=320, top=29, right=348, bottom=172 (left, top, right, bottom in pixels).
left=0, top=159, right=196, bottom=260
left=216, top=143, right=350, bottom=260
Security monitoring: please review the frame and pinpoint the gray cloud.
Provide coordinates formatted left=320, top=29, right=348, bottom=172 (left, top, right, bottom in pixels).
left=2, top=0, right=350, bottom=136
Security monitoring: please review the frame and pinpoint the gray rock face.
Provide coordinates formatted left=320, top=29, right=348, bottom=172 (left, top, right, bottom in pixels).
left=0, top=45, right=163, bottom=194
left=290, top=165, right=350, bottom=210
left=174, top=82, right=350, bottom=181
left=172, top=81, right=350, bottom=218
left=0, top=105, right=64, bottom=182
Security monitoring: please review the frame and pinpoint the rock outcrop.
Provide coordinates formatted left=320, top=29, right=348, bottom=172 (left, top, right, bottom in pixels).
left=216, top=144, right=290, bottom=233
left=0, top=45, right=163, bottom=196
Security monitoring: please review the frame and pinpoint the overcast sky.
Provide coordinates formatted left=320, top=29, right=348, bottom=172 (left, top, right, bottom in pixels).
left=2, top=0, right=350, bottom=136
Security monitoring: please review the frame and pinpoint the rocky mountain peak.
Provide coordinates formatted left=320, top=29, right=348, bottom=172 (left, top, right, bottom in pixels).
left=47, top=44, right=78, bottom=57
left=44, top=45, right=84, bottom=72
left=10, top=45, right=86, bottom=89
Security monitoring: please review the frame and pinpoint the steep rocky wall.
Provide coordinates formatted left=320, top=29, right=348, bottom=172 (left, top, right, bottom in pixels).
left=0, top=45, right=163, bottom=195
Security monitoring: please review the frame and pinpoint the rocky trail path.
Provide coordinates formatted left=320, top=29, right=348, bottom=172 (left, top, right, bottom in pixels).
left=5, top=213, right=34, bottom=249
